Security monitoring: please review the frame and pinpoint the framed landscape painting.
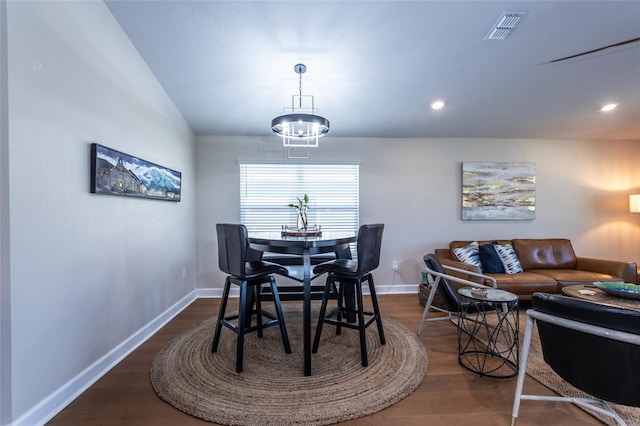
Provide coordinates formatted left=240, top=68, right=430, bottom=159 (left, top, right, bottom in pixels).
left=90, top=143, right=181, bottom=202
left=462, top=162, right=535, bottom=220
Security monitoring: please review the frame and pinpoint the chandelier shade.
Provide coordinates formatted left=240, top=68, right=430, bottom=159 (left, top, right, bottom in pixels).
left=271, top=113, right=330, bottom=147
left=272, top=64, right=330, bottom=158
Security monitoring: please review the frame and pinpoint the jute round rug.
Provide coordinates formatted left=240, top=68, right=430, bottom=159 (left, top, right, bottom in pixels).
left=150, top=306, right=427, bottom=425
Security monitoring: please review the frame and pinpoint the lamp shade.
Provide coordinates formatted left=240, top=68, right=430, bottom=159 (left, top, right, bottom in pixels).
left=630, top=194, right=640, bottom=213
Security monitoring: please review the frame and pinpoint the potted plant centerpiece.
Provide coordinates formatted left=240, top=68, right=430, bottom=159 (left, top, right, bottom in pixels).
left=288, top=193, right=310, bottom=230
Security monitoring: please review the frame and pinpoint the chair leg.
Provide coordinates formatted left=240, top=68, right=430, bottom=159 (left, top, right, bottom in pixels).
left=511, top=315, right=536, bottom=425
left=270, top=279, right=291, bottom=354
left=335, top=279, right=345, bottom=335
left=354, top=279, right=368, bottom=367
left=344, top=278, right=361, bottom=324
left=235, top=282, right=248, bottom=373
left=312, top=275, right=333, bottom=353
left=254, top=284, right=264, bottom=338
left=367, top=274, right=386, bottom=345
left=212, top=277, right=231, bottom=353
left=417, top=276, right=449, bottom=335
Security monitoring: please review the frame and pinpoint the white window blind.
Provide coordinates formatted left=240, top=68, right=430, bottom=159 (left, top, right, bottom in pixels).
left=239, top=162, right=359, bottom=234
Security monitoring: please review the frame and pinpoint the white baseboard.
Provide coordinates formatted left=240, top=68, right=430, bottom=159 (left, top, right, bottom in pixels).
left=375, top=283, right=418, bottom=295
left=16, top=283, right=418, bottom=425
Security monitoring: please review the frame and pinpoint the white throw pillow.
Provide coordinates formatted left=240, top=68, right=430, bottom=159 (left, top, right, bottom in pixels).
left=453, top=241, right=483, bottom=271
left=495, top=243, right=524, bottom=274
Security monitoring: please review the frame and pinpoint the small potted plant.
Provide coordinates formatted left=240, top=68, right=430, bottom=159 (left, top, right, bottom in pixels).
left=288, top=194, right=310, bottom=230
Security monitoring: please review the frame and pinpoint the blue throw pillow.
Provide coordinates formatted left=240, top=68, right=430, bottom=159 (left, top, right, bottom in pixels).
left=479, top=242, right=505, bottom=273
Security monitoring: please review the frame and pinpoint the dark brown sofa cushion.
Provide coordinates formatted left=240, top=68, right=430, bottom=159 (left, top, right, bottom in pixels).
left=489, top=272, right=557, bottom=298
left=512, top=239, right=577, bottom=270
left=528, top=269, right=622, bottom=289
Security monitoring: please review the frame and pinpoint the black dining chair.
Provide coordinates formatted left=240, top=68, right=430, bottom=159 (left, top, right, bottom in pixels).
left=312, top=223, right=386, bottom=367
left=211, top=223, right=291, bottom=373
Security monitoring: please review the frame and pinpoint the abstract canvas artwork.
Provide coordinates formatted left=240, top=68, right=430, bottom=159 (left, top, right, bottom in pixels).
left=90, top=143, right=181, bottom=202
left=462, top=162, right=535, bottom=220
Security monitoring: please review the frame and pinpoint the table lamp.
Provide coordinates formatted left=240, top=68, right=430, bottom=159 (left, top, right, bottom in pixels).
left=630, top=194, right=640, bottom=213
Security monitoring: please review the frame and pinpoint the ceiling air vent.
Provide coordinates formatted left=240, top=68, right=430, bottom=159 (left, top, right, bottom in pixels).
left=485, top=12, right=527, bottom=40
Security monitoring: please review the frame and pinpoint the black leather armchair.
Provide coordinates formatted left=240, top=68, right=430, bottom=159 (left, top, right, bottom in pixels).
left=511, top=292, right=640, bottom=425
left=418, top=253, right=496, bottom=335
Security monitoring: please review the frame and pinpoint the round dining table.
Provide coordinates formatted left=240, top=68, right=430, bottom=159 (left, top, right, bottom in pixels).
left=248, top=231, right=357, bottom=376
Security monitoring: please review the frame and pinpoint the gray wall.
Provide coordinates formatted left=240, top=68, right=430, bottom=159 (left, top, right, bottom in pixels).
left=196, top=136, right=640, bottom=292
left=1, top=0, right=10, bottom=424
left=5, top=1, right=196, bottom=423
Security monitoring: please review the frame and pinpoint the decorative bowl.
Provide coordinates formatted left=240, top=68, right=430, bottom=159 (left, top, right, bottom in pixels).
left=593, top=281, right=640, bottom=300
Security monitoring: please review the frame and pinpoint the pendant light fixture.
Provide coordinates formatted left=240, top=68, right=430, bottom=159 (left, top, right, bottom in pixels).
left=271, top=64, right=330, bottom=159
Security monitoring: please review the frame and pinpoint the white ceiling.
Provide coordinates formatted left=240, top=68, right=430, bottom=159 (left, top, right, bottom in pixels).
left=105, top=1, right=640, bottom=140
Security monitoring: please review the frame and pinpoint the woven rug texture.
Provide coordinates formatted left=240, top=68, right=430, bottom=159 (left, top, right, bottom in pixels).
left=150, top=306, right=427, bottom=426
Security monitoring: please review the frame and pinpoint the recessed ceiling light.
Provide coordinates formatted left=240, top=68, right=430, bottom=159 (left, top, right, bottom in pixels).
left=430, top=100, right=445, bottom=110
left=600, top=103, right=618, bottom=112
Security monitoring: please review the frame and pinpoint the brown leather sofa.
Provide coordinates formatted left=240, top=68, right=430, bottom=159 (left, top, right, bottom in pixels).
left=434, top=239, right=637, bottom=301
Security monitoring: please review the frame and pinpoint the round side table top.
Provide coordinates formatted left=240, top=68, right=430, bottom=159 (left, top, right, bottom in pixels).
left=561, top=284, right=640, bottom=311
left=459, top=287, right=518, bottom=303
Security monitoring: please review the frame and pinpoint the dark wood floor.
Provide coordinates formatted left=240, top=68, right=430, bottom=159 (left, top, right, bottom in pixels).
left=48, top=294, right=602, bottom=425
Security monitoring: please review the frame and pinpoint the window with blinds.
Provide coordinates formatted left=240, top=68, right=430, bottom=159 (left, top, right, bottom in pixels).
left=239, top=162, right=359, bottom=234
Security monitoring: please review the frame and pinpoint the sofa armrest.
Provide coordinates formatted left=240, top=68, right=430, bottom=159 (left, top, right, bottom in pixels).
left=424, top=259, right=496, bottom=289
left=576, top=257, right=637, bottom=283
left=434, top=248, right=453, bottom=260
left=439, top=258, right=480, bottom=273
left=442, top=264, right=498, bottom=288
left=438, top=258, right=490, bottom=286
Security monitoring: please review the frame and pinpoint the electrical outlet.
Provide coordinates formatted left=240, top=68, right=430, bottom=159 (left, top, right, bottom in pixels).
left=392, top=260, right=398, bottom=271
left=182, top=268, right=187, bottom=279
